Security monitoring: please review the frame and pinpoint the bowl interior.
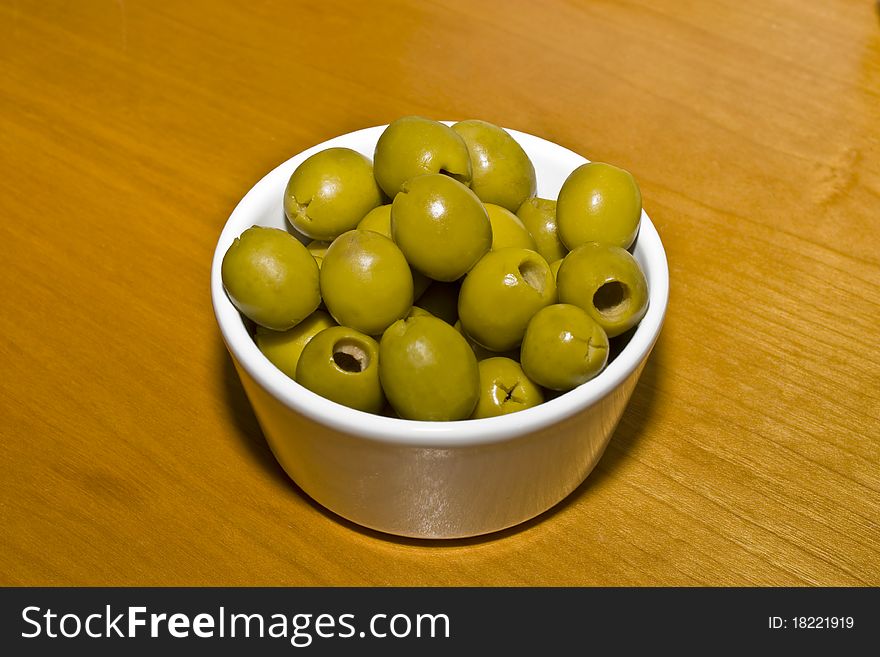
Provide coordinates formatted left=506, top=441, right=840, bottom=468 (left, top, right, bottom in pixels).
left=211, top=124, right=669, bottom=446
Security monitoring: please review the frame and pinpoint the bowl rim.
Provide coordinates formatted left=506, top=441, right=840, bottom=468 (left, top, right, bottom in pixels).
left=211, top=123, right=669, bottom=448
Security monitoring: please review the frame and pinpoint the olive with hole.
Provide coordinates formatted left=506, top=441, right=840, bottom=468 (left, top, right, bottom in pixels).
left=484, top=203, right=537, bottom=251
left=284, top=147, right=384, bottom=241
left=516, top=197, right=567, bottom=264
left=520, top=304, right=609, bottom=391
left=471, top=357, right=544, bottom=419
left=391, top=173, right=491, bottom=282
left=556, top=242, right=648, bottom=337
left=378, top=315, right=480, bottom=421
left=458, top=247, right=557, bottom=352
left=556, top=161, right=642, bottom=250
left=373, top=116, right=472, bottom=199
left=221, top=226, right=321, bottom=331
left=255, top=310, right=336, bottom=380
left=320, top=229, right=413, bottom=336
left=452, top=119, right=537, bottom=212
left=295, top=326, right=384, bottom=414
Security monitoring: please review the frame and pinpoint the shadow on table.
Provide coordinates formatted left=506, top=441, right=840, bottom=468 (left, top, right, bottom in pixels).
left=218, top=339, right=294, bottom=491
left=218, top=333, right=665, bottom=548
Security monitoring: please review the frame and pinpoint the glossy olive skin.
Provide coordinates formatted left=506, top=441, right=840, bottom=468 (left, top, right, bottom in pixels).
left=378, top=315, right=480, bottom=421
left=452, top=119, right=537, bottom=212
left=306, top=240, right=331, bottom=269
left=221, top=226, right=320, bottom=331
left=320, top=229, right=413, bottom=335
left=520, top=304, right=609, bottom=391
left=556, top=242, right=648, bottom=337
left=295, top=326, right=384, bottom=414
left=414, top=280, right=461, bottom=325
left=516, top=197, right=567, bottom=264
left=458, top=247, right=557, bottom=352
left=471, top=357, right=544, bottom=419
left=284, top=147, right=384, bottom=241
left=484, top=203, right=537, bottom=251
left=549, top=258, right=563, bottom=281
left=556, top=162, right=642, bottom=250
left=356, top=204, right=393, bottom=236
left=391, top=173, right=492, bottom=282
left=255, top=310, right=336, bottom=380
left=355, top=203, right=431, bottom=299
left=454, top=320, right=519, bottom=362
left=373, top=116, right=472, bottom=199
left=406, top=305, right=434, bottom=319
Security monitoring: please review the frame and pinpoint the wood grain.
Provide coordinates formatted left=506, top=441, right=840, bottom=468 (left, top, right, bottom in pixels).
left=1, top=0, right=878, bottom=586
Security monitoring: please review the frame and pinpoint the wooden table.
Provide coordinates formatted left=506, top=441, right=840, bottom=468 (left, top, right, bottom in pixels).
left=2, top=0, right=878, bottom=587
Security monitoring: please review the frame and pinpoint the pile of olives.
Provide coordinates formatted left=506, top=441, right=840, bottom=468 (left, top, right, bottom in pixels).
left=221, top=116, right=649, bottom=421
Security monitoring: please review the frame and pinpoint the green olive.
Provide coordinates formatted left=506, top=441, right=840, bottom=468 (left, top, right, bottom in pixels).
left=516, top=197, right=568, bottom=264
left=295, top=326, right=384, bottom=414
left=255, top=310, right=336, bottom=379
left=380, top=401, right=401, bottom=418
left=556, top=162, right=642, bottom=250
left=556, top=242, right=648, bottom=337
left=373, top=116, right=472, bottom=199
left=413, top=280, right=461, bottom=325
left=451, top=119, right=536, bottom=212
left=549, top=258, right=563, bottom=281
left=319, top=229, right=413, bottom=335
left=458, top=247, right=557, bottom=352
left=356, top=204, right=393, bottom=237
left=454, top=320, right=519, bottom=362
left=306, top=240, right=331, bottom=269
left=391, top=173, right=491, bottom=281
left=221, top=226, right=320, bottom=331
left=411, top=275, right=432, bottom=302
left=471, top=357, right=544, bottom=418
left=520, top=303, right=608, bottom=391
left=284, top=147, right=384, bottom=241
left=484, top=203, right=537, bottom=251
left=406, top=305, right=434, bottom=319
left=355, top=203, right=431, bottom=299
left=520, top=304, right=609, bottom=391
left=378, top=315, right=479, bottom=421
left=455, top=319, right=491, bottom=360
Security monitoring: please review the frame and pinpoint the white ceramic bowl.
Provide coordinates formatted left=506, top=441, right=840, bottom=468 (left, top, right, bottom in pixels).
left=211, top=124, right=669, bottom=539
